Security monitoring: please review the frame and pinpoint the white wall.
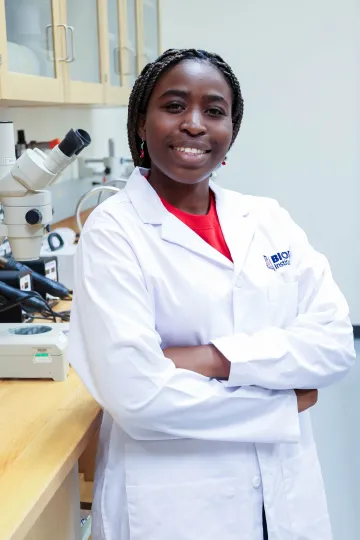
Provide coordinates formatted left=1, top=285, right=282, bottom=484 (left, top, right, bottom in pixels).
left=161, top=0, right=360, bottom=324
left=161, top=2, right=360, bottom=539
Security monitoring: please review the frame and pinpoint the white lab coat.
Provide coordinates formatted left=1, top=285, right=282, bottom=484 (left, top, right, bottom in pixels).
left=68, top=167, right=355, bottom=540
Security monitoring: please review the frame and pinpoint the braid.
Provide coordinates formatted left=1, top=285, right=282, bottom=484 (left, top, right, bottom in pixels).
left=127, top=49, right=244, bottom=168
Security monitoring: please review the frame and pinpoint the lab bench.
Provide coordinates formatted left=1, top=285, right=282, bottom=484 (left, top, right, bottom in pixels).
left=0, top=212, right=100, bottom=539
left=0, top=354, right=101, bottom=540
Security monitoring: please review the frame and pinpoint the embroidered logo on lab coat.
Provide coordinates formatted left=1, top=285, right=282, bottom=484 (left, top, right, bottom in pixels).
left=264, top=250, right=291, bottom=271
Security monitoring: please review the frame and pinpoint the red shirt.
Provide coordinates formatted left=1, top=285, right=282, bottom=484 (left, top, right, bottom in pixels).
left=160, top=192, right=233, bottom=262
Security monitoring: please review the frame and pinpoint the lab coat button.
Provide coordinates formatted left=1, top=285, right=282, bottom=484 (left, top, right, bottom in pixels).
left=252, top=476, right=262, bottom=489
left=235, top=275, right=244, bottom=288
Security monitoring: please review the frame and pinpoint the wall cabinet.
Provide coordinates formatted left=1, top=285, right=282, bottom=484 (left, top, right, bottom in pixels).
left=0, top=0, right=161, bottom=106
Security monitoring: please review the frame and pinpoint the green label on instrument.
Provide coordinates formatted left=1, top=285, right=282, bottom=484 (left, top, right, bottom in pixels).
left=33, top=352, right=52, bottom=364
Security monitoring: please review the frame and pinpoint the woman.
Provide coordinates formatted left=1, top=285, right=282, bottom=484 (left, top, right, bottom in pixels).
left=68, top=49, right=355, bottom=540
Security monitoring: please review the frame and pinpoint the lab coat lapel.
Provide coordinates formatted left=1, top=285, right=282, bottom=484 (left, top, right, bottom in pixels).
left=125, top=168, right=233, bottom=267
left=210, top=181, right=255, bottom=278
left=161, top=213, right=233, bottom=267
left=125, top=168, right=165, bottom=225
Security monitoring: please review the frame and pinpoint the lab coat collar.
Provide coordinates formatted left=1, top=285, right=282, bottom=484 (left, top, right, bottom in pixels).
left=125, top=168, right=251, bottom=222
left=210, top=179, right=255, bottom=276
left=125, top=167, right=166, bottom=225
left=125, top=168, right=254, bottom=272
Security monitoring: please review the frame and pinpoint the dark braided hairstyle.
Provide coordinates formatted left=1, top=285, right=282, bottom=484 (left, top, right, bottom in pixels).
left=127, top=48, right=244, bottom=169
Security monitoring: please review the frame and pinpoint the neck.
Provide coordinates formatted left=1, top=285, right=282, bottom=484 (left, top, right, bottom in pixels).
left=147, top=167, right=211, bottom=215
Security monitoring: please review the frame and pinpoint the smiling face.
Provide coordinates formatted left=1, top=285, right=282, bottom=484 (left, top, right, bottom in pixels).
left=138, top=59, right=234, bottom=185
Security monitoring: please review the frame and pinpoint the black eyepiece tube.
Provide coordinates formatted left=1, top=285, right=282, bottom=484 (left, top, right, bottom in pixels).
left=74, top=129, right=92, bottom=155
left=58, top=129, right=85, bottom=157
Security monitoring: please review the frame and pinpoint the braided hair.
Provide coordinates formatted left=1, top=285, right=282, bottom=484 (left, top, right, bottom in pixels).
left=127, top=48, right=244, bottom=169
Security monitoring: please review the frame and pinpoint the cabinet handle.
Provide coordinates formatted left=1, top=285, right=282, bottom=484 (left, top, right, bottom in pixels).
left=66, top=26, right=76, bottom=63
left=56, top=24, right=70, bottom=62
left=45, top=25, right=54, bottom=62
left=113, top=47, right=121, bottom=74
left=122, top=45, right=135, bottom=54
left=121, top=46, right=136, bottom=75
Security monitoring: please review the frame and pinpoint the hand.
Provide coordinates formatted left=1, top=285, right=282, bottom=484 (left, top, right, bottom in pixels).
left=295, top=389, right=318, bottom=413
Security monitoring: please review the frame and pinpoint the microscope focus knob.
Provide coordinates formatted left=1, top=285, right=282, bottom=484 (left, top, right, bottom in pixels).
left=25, top=209, right=43, bottom=225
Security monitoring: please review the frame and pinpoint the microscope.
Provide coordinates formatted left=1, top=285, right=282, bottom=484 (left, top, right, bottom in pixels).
left=0, top=121, right=91, bottom=380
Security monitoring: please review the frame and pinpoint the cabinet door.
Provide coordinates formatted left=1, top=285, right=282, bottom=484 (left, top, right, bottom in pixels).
left=61, top=0, right=104, bottom=104
left=0, top=0, right=65, bottom=102
left=141, top=0, right=160, bottom=63
left=103, top=0, right=129, bottom=105
left=126, top=0, right=140, bottom=88
left=136, top=0, right=160, bottom=72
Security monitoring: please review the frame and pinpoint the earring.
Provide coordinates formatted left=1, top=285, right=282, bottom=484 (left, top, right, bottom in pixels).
left=140, top=140, right=145, bottom=160
left=222, top=156, right=227, bottom=166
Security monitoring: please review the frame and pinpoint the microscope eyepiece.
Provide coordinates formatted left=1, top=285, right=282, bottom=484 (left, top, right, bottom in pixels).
left=58, top=129, right=91, bottom=158
left=74, top=129, right=91, bottom=155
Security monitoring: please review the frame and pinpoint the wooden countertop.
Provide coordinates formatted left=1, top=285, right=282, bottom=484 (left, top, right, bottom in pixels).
left=0, top=301, right=102, bottom=540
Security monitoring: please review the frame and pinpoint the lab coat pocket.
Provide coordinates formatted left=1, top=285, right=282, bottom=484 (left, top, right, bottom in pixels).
left=281, top=444, right=332, bottom=538
left=266, top=281, right=299, bottom=327
left=126, top=478, right=240, bottom=540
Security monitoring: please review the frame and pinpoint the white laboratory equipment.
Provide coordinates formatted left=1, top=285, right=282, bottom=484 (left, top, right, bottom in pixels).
left=78, top=138, right=134, bottom=181
left=41, top=235, right=78, bottom=291
left=0, top=121, right=90, bottom=260
left=0, top=120, right=91, bottom=380
left=0, top=323, right=69, bottom=381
